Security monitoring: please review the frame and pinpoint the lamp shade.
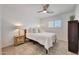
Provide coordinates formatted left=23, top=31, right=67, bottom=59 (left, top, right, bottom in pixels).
left=16, top=26, right=21, bottom=29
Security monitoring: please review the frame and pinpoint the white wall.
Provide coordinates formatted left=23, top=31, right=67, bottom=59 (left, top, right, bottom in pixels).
left=2, top=5, right=40, bottom=48
left=1, top=5, right=76, bottom=48
left=40, top=12, right=75, bottom=41
left=75, top=5, right=79, bottom=20
left=0, top=5, right=2, bottom=54
left=74, top=5, right=79, bottom=53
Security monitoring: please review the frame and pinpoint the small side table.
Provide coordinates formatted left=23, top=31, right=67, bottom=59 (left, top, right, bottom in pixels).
left=14, top=36, right=25, bottom=46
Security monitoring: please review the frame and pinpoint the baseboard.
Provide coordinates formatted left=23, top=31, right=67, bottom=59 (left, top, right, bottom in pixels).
left=57, top=39, right=68, bottom=42
left=2, top=44, right=14, bottom=49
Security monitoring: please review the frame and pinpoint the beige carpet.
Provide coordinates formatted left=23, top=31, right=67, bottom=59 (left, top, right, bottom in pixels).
left=2, top=40, right=76, bottom=55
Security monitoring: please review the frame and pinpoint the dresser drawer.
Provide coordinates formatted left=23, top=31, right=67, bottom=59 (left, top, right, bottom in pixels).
left=14, top=36, right=25, bottom=46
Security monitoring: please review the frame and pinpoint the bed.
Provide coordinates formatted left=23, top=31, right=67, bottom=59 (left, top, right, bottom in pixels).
left=26, top=32, right=57, bottom=53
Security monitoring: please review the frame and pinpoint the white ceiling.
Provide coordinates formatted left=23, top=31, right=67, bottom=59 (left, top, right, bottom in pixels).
left=3, top=4, right=76, bottom=19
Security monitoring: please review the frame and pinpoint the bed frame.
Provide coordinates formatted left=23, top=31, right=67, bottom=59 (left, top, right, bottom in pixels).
left=24, top=29, right=56, bottom=54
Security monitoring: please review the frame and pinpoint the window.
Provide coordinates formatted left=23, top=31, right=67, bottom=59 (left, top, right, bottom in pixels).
left=48, top=21, right=54, bottom=28
left=54, top=20, right=61, bottom=28
left=48, top=20, right=61, bottom=28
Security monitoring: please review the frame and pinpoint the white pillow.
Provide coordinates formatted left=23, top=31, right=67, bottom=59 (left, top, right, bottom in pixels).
left=27, top=28, right=41, bottom=33
left=28, top=28, right=32, bottom=33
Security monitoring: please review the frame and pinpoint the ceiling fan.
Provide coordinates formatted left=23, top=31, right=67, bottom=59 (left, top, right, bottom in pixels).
left=37, top=4, right=54, bottom=14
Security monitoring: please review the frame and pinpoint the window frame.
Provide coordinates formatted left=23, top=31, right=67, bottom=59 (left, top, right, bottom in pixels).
left=48, top=20, right=62, bottom=28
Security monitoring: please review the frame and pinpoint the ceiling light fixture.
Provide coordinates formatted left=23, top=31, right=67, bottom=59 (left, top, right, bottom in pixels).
left=43, top=10, right=47, bottom=13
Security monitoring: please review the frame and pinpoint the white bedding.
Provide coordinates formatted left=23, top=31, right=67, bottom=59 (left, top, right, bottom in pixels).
left=27, top=32, right=56, bottom=50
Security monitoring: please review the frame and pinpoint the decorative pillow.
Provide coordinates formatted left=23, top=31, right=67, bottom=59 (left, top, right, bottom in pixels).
left=28, top=28, right=32, bottom=33
left=38, top=28, right=40, bottom=33
left=35, top=28, right=39, bottom=33
left=27, top=27, right=41, bottom=33
left=38, top=28, right=44, bottom=32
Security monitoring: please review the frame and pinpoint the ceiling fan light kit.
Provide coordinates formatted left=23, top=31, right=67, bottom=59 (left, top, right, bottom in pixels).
left=43, top=10, right=47, bottom=13
left=37, top=4, right=54, bottom=14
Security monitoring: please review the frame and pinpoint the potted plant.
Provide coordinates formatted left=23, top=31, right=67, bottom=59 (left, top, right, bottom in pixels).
left=70, top=15, right=75, bottom=21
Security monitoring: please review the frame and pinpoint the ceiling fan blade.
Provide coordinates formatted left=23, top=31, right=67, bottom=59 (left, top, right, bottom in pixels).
left=37, top=10, right=43, bottom=13
left=47, top=11, right=54, bottom=14
left=37, top=4, right=54, bottom=14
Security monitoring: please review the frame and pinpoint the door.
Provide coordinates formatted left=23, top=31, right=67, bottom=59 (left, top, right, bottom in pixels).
left=68, top=21, right=78, bottom=54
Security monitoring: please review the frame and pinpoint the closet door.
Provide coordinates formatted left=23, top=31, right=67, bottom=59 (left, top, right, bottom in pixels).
left=68, top=20, right=78, bottom=54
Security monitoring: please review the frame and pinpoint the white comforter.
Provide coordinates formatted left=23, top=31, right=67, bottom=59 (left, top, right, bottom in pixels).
left=27, top=32, right=56, bottom=50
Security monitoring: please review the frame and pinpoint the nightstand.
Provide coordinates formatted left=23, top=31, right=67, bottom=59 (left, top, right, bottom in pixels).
left=14, top=36, right=25, bottom=46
